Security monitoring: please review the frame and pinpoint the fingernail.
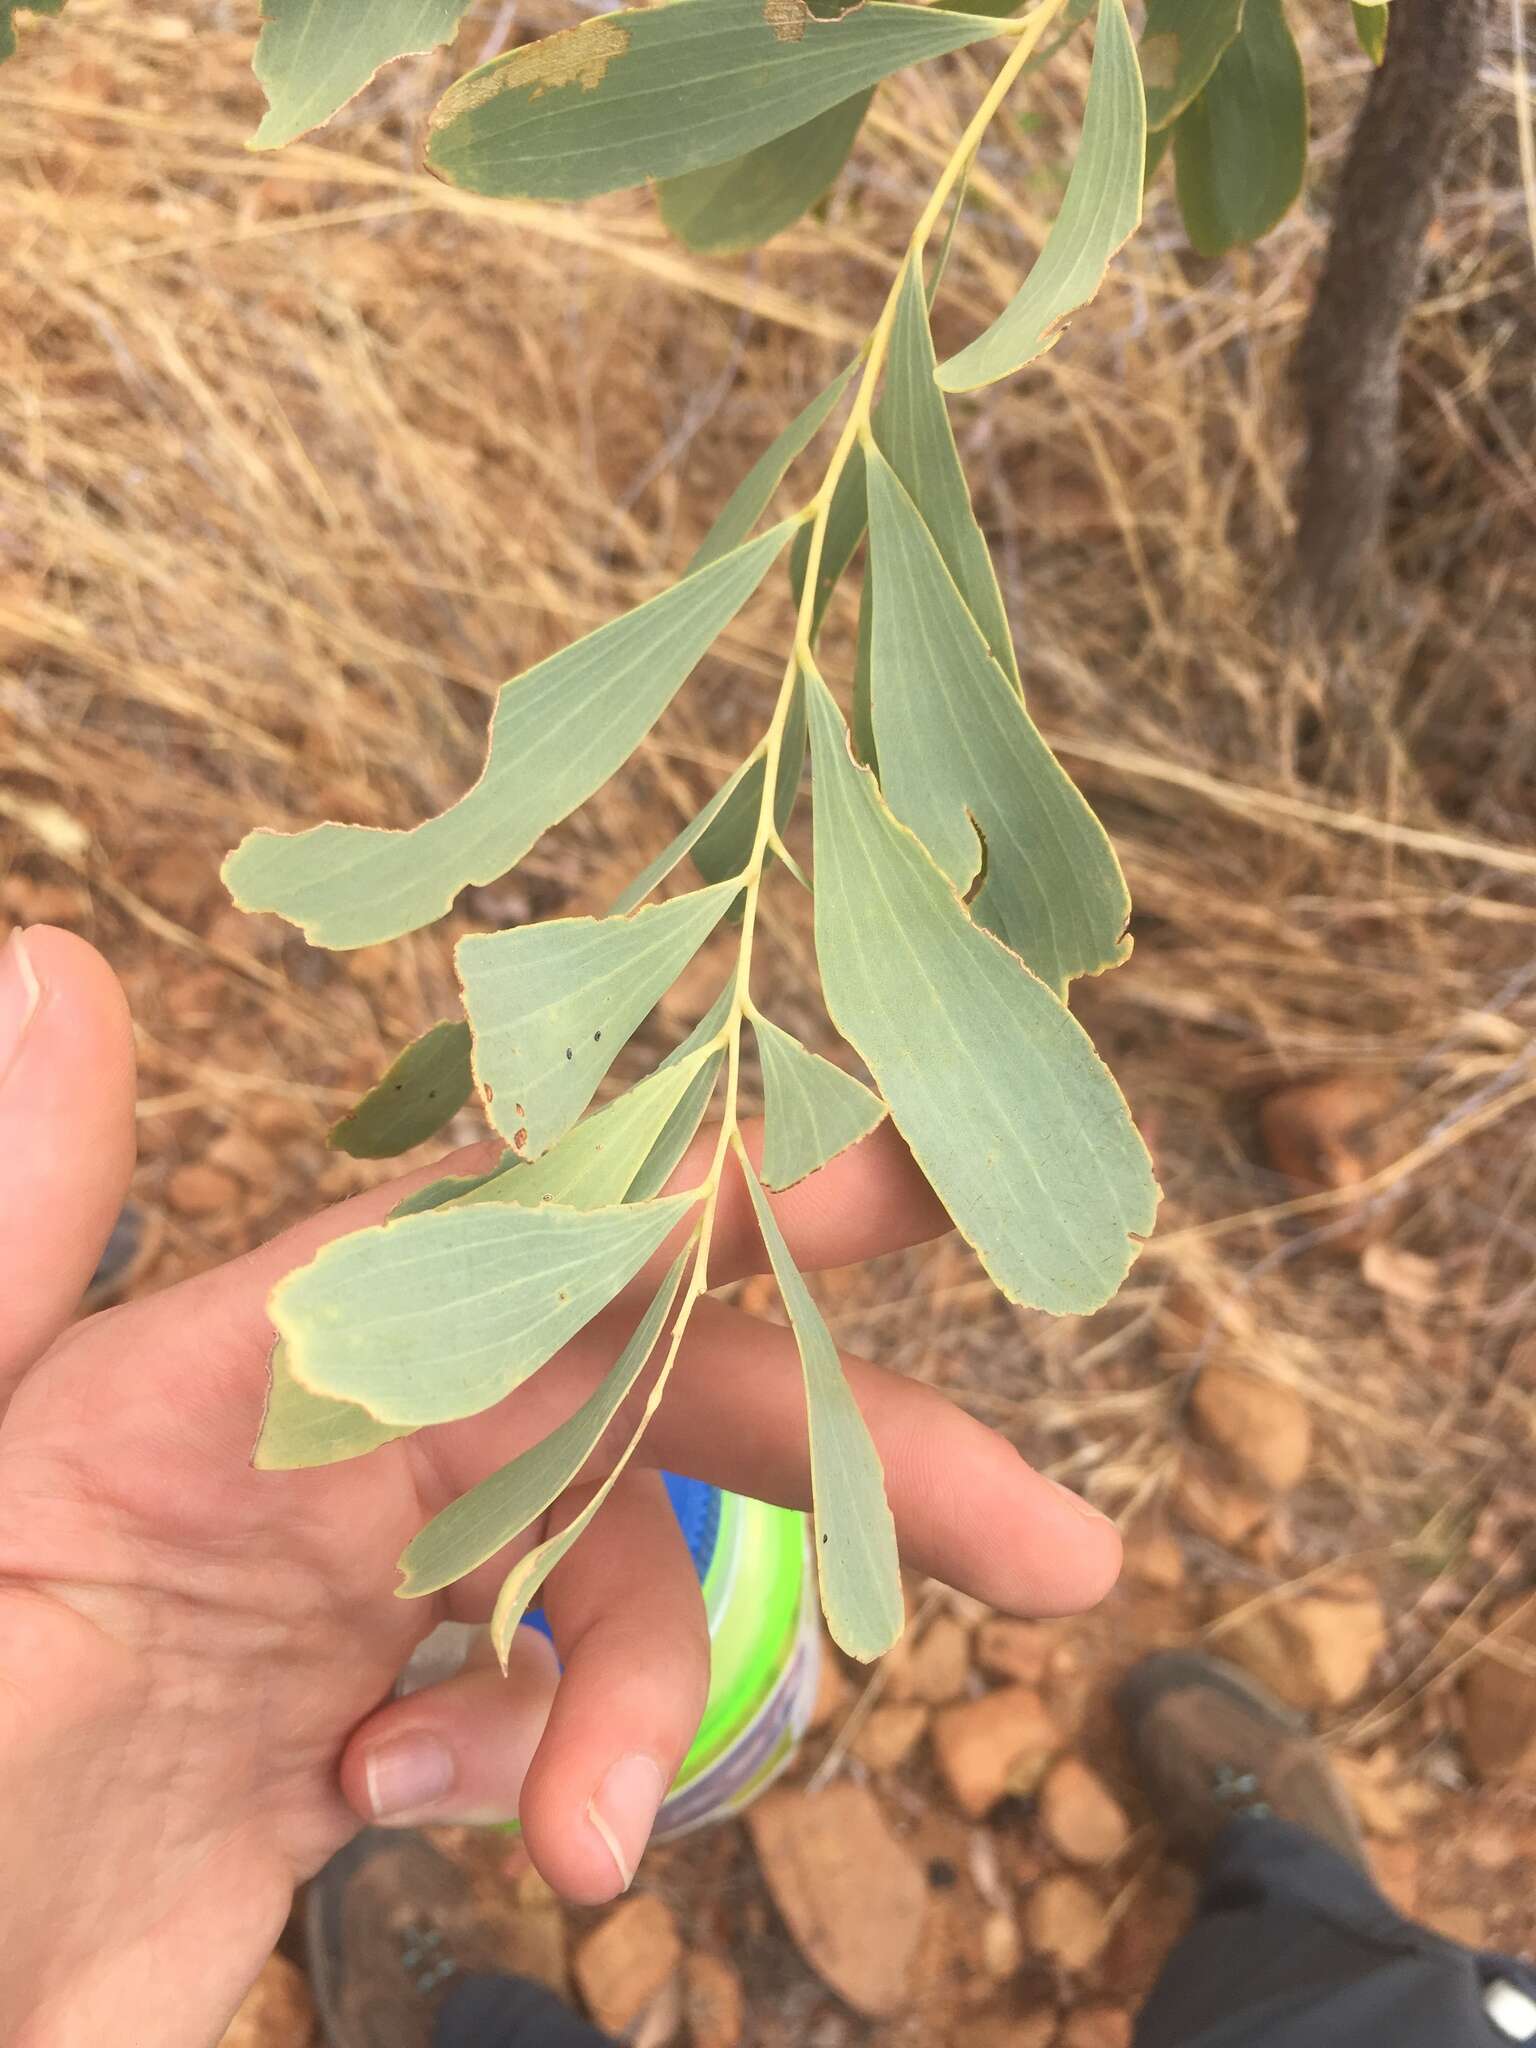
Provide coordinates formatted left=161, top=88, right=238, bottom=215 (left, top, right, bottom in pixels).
left=587, top=1754, right=666, bottom=1893
left=0, top=930, right=43, bottom=1091
left=1048, top=1476, right=1112, bottom=1523
left=364, top=1732, right=456, bottom=1822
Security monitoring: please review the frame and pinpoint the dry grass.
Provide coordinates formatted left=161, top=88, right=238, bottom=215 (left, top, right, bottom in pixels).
left=4, top=0, right=1536, bottom=2000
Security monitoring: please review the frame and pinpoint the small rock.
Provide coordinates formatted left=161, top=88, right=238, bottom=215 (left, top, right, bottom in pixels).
left=574, top=1896, right=682, bottom=2037
left=1122, top=1525, right=1185, bottom=1592
left=1334, top=1755, right=1438, bottom=1840
left=1465, top=1824, right=1518, bottom=1871
left=981, top=1908, right=1022, bottom=1982
left=1172, top=1456, right=1270, bottom=1547
left=206, top=1128, right=278, bottom=1186
left=504, top=1866, right=569, bottom=1998
left=966, top=2015, right=1055, bottom=2048
left=1460, top=1602, right=1536, bottom=1784
left=975, top=1619, right=1053, bottom=1687
left=684, top=1953, right=744, bottom=2048
left=1370, top=1838, right=1419, bottom=1916
left=1213, top=1579, right=1387, bottom=1711
left=1038, top=1758, right=1132, bottom=1868
left=1257, top=1073, right=1399, bottom=1196
left=1026, top=1874, right=1108, bottom=1971
left=144, top=845, right=215, bottom=923
left=1061, top=2006, right=1134, bottom=2048
left=166, top=1163, right=243, bottom=1220
left=746, top=1783, right=927, bottom=2017
left=852, top=1702, right=929, bottom=1773
left=1189, top=1366, right=1312, bottom=1495
left=1430, top=1904, right=1486, bottom=1948
left=632, top=1971, right=684, bottom=2048
left=932, top=1686, right=1059, bottom=1819
left=808, top=1639, right=853, bottom=1733
left=900, top=1614, right=973, bottom=1705
left=216, top=1954, right=315, bottom=2048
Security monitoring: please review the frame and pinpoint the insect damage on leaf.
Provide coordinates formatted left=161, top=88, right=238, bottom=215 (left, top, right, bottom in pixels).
left=427, top=19, right=631, bottom=127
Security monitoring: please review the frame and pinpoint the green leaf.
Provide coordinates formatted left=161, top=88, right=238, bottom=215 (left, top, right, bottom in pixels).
left=481, top=1051, right=718, bottom=1211
left=876, top=256, right=1015, bottom=679
left=612, top=757, right=760, bottom=915
left=741, top=1162, right=902, bottom=1660
left=390, top=1156, right=511, bottom=1221
left=625, top=1051, right=724, bottom=1201
left=1351, top=0, right=1387, bottom=66
left=754, top=1013, right=884, bottom=1189
left=691, top=676, right=807, bottom=889
left=223, top=523, right=791, bottom=950
left=658, top=91, right=874, bottom=254
left=938, top=0, right=1145, bottom=392
left=789, top=445, right=867, bottom=635
left=1138, top=0, right=1245, bottom=131
left=396, top=1252, right=689, bottom=1597
left=805, top=667, right=1157, bottom=1315
left=253, top=1339, right=414, bottom=1471
left=0, top=0, right=64, bottom=65
left=852, top=569, right=878, bottom=771
left=863, top=449, right=1129, bottom=993
left=424, top=0, right=1010, bottom=203
left=274, top=1191, right=696, bottom=1427
left=689, top=365, right=855, bottom=575
left=250, top=0, right=475, bottom=149
left=328, top=1020, right=475, bottom=1160
left=389, top=1043, right=722, bottom=1218
left=1172, top=0, right=1306, bottom=256
left=458, top=884, right=736, bottom=1159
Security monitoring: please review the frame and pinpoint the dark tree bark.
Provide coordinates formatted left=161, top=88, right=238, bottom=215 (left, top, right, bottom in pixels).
left=1292, top=0, right=1489, bottom=635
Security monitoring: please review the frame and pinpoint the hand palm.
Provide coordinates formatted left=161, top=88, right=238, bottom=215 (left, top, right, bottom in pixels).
left=0, top=928, right=1120, bottom=2046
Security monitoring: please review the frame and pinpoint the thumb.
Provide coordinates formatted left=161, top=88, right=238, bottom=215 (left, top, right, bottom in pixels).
left=0, top=925, right=137, bottom=1395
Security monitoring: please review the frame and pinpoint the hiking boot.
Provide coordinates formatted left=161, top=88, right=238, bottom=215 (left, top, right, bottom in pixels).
left=1116, top=1650, right=1367, bottom=1868
left=307, top=1830, right=575, bottom=2048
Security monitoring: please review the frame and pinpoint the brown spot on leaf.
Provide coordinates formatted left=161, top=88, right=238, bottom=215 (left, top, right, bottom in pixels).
left=429, top=19, right=631, bottom=126
left=1140, top=32, right=1180, bottom=96
left=513, top=1126, right=528, bottom=1151
left=764, top=0, right=806, bottom=41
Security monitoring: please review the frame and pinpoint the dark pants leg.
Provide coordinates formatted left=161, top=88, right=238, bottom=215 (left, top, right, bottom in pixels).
left=1135, top=1817, right=1536, bottom=2047
left=432, top=1973, right=616, bottom=2048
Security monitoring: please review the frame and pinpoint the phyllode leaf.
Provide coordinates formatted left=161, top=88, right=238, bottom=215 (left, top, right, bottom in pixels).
left=250, top=0, right=476, bottom=149
left=691, top=679, right=808, bottom=891
left=0, top=0, right=64, bottom=64
left=1351, top=0, right=1387, bottom=65
left=397, top=1251, right=689, bottom=1598
left=876, top=257, right=1016, bottom=680
left=864, top=448, right=1130, bottom=993
left=806, top=667, right=1157, bottom=1315
left=1172, top=0, right=1305, bottom=255
left=612, top=758, right=761, bottom=915
left=274, top=1192, right=696, bottom=1426
left=742, top=1163, right=903, bottom=1660
left=753, top=1013, right=884, bottom=1189
left=689, top=364, right=856, bottom=575
left=658, top=91, right=874, bottom=254
left=328, top=1019, right=475, bottom=1160
left=458, top=884, right=737, bottom=1160
left=1138, top=0, right=1245, bottom=131
left=386, top=1042, right=722, bottom=1221
left=424, top=0, right=1012, bottom=204
left=222, top=523, right=791, bottom=950
left=938, top=0, right=1145, bottom=391
left=254, top=1339, right=414, bottom=1471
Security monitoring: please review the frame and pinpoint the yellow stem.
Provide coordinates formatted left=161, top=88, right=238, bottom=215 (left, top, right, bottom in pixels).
left=668, top=0, right=1069, bottom=1307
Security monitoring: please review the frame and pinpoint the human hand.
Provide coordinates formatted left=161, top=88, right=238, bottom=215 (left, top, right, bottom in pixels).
left=0, top=927, right=1121, bottom=2047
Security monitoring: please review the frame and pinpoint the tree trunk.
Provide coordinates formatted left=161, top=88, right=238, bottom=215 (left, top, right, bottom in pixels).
left=1292, top=0, right=1489, bottom=635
